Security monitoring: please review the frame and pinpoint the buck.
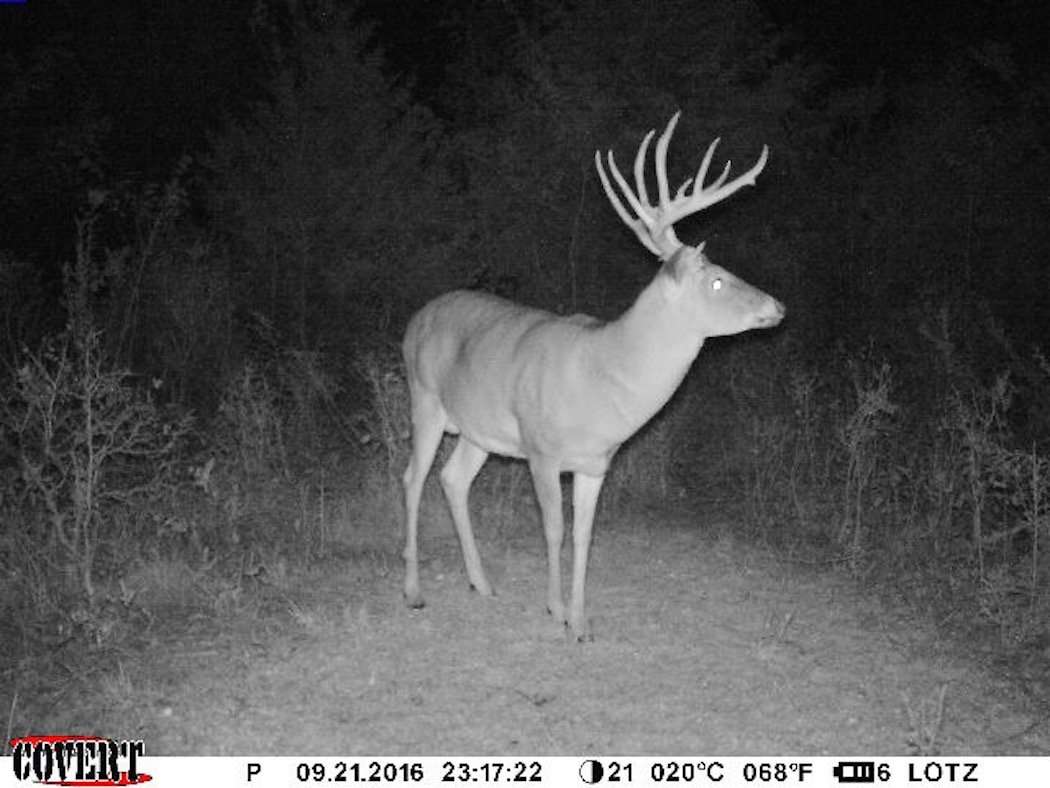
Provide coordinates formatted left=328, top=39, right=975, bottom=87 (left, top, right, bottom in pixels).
left=401, top=112, right=785, bottom=640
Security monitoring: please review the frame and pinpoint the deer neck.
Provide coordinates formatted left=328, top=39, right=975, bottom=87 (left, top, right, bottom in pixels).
left=594, top=272, right=704, bottom=435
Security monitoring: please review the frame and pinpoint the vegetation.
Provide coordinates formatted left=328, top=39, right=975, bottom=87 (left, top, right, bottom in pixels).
left=1, top=0, right=1048, bottom=721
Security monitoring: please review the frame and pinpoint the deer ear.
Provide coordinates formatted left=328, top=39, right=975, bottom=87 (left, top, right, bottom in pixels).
left=663, top=245, right=706, bottom=283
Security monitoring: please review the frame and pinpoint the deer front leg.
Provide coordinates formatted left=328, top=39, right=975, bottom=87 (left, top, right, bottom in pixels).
left=529, top=458, right=566, bottom=625
left=568, top=472, right=605, bottom=642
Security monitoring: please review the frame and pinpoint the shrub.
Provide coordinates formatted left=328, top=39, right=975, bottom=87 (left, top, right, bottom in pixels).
left=1, top=330, right=189, bottom=602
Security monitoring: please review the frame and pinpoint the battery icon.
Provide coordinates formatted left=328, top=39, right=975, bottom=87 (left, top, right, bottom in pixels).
left=833, top=761, right=876, bottom=783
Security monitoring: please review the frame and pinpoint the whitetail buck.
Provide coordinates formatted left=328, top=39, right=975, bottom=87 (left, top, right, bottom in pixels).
left=402, top=112, right=784, bottom=640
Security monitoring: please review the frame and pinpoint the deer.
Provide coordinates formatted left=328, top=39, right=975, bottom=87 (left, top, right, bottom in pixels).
left=401, top=111, right=785, bottom=641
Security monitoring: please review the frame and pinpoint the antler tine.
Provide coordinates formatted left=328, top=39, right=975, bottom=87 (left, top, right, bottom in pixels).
left=710, top=159, right=733, bottom=191
left=695, top=138, right=724, bottom=193
left=653, top=110, right=681, bottom=209
left=632, top=128, right=657, bottom=212
left=594, top=149, right=662, bottom=256
left=593, top=151, right=632, bottom=226
left=711, top=144, right=767, bottom=197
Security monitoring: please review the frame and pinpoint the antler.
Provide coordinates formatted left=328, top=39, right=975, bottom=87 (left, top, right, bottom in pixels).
left=595, top=111, right=769, bottom=259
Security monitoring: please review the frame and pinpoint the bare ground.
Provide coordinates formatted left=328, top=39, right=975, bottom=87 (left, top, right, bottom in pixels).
left=8, top=504, right=1050, bottom=755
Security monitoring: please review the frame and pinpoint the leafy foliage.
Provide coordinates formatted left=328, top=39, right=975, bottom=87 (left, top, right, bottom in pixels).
left=205, top=5, right=464, bottom=343
left=1, top=331, right=189, bottom=600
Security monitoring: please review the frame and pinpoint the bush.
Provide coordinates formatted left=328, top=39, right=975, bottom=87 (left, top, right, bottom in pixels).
left=1, top=330, right=190, bottom=602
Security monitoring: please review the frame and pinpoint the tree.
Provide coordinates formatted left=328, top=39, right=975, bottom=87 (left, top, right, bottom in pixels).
left=205, top=6, right=463, bottom=346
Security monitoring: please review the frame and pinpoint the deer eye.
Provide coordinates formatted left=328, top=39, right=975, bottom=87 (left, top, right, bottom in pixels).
left=711, top=277, right=723, bottom=292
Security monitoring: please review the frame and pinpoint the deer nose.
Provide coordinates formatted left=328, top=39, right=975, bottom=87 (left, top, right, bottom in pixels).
left=757, top=297, right=786, bottom=328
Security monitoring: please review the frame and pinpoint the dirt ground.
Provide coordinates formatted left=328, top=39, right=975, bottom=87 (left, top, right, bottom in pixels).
left=10, top=504, right=1050, bottom=755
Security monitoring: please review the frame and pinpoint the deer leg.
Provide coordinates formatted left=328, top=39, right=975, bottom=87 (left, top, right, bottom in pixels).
left=440, top=437, right=493, bottom=596
left=568, top=472, right=605, bottom=641
left=402, top=393, right=446, bottom=608
left=529, top=458, right=566, bottom=625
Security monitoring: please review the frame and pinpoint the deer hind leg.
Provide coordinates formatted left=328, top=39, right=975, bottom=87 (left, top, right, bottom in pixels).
left=402, top=391, right=446, bottom=608
left=439, top=437, right=493, bottom=596
left=567, top=472, right=604, bottom=642
left=529, top=458, right=566, bottom=625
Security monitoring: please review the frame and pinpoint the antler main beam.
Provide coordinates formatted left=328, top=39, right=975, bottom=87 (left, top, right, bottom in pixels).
left=594, top=111, right=769, bottom=259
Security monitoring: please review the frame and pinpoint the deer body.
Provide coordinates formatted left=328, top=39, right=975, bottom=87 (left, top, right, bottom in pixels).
left=401, top=113, right=784, bottom=640
left=406, top=280, right=708, bottom=472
